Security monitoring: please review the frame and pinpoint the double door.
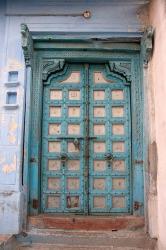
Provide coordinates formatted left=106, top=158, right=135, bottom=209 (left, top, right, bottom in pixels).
left=41, top=63, right=131, bottom=214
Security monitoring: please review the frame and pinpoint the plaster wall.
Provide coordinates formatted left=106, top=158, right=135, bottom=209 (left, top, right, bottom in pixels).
left=149, top=0, right=166, bottom=249
left=0, top=0, right=149, bottom=234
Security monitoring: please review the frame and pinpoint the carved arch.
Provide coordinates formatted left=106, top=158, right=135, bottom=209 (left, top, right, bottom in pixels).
left=42, top=59, right=65, bottom=82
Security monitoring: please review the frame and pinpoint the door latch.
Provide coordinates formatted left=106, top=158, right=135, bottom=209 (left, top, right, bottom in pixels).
left=73, top=138, right=80, bottom=150
left=60, top=153, right=68, bottom=163
left=104, top=153, right=114, bottom=163
left=134, top=201, right=143, bottom=211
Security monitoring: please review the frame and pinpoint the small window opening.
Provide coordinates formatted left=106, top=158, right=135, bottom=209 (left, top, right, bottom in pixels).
left=6, top=92, right=17, bottom=104
left=8, top=71, right=18, bottom=82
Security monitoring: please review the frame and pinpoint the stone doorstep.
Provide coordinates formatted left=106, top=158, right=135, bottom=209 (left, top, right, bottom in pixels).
left=16, top=229, right=157, bottom=250
left=17, top=244, right=154, bottom=250
left=0, top=235, right=18, bottom=250
left=28, top=215, right=145, bottom=231
left=0, top=235, right=12, bottom=246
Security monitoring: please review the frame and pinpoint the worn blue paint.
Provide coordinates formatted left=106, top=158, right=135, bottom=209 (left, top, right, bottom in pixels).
left=41, top=63, right=131, bottom=213
left=0, top=0, right=148, bottom=233
left=28, top=40, right=143, bottom=215
left=42, top=64, right=86, bottom=213
left=89, top=64, right=131, bottom=213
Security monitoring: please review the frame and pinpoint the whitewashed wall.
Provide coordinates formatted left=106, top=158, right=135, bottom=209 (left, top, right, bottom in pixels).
left=149, top=0, right=166, bottom=249
left=0, top=0, right=149, bottom=234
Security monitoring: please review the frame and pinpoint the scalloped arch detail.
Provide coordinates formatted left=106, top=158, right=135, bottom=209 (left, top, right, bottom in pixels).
left=109, top=61, right=131, bottom=84
left=42, top=59, right=65, bottom=81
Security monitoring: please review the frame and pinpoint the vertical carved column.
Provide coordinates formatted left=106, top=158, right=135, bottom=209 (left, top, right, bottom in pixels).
left=21, top=23, right=34, bottom=221
left=141, top=26, right=154, bottom=68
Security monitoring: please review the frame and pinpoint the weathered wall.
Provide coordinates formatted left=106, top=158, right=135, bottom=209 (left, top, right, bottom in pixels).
left=149, top=0, right=166, bottom=249
left=0, top=0, right=149, bottom=234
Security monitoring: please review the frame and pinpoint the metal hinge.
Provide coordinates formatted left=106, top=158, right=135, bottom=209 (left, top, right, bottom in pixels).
left=30, top=157, right=37, bottom=163
left=133, top=160, right=144, bottom=164
left=32, top=199, right=39, bottom=209
left=134, top=201, right=143, bottom=211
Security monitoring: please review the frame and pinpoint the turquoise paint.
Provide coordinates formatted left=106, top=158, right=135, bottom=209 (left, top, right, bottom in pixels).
left=89, top=64, right=131, bottom=213
left=41, top=63, right=131, bottom=214
left=42, top=64, right=86, bottom=213
left=28, top=40, right=144, bottom=215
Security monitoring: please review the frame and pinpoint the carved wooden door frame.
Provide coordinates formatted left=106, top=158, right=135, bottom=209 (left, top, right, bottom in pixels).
left=21, top=24, right=154, bottom=216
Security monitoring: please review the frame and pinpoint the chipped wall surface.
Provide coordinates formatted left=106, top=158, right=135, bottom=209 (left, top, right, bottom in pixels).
left=148, top=0, right=166, bottom=249
left=0, top=0, right=153, bottom=235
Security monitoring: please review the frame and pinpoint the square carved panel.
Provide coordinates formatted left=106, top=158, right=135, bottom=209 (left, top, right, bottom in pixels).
left=50, top=90, right=62, bottom=100
left=48, top=177, right=61, bottom=190
left=112, top=90, right=124, bottom=100
left=67, top=160, right=80, bottom=171
left=94, top=142, right=106, bottom=153
left=68, top=90, right=80, bottom=100
left=48, top=159, right=61, bottom=171
left=49, top=124, right=61, bottom=135
left=68, top=124, right=80, bottom=135
left=93, top=196, right=106, bottom=208
left=61, top=71, right=80, bottom=83
left=94, top=160, right=106, bottom=171
left=94, top=72, right=110, bottom=84
left=112, top=196, right=125, bottom=208
left=49, top=107, right=61, bottom=117
left=112, top=124, right=124, bottom=135
left=48, top=141, right=61, bottom=153
left=112, top=142, right=125, bottom=152
left=68, top=107, right=80, bottom=117
left=67, top=177, right=80, bottom=190
left=93, top=178, right=106, bottom=190
left=94, top=124, right=105, bottom=135
left=68, top=142, right=79, bottom=153
left=93, top=90, right=105, bottom=100
left=47, top=196, right=60, bottom=208
left=112, top=107, right=124, bottom=117
left=112, top=178, right=125, bottom=190
left=94, top=107, right=105, bottom=117
left=67, top=196, right=79, bottom=208
left=112, top=160, right=125, bottom=172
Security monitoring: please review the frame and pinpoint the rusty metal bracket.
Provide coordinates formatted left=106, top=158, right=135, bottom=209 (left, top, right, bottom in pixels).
left=32, top=199, right=39, bottom=209
left=134, top=201, right=143, bottom=211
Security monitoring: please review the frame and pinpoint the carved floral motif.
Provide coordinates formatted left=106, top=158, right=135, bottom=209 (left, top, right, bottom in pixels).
left=42, top=59, right=65, bottom=82
left=21, top=23, right=33, bottom=66
left=109, top=61, right=131, bottom=84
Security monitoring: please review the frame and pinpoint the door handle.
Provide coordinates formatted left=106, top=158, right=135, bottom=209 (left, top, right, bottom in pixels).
left=104, top=153, right=114, bottom=163
left=60, top=153, right=68, bottom=163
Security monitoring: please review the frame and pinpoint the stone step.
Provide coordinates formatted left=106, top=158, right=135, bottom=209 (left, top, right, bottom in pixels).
left=28, top=215, right=145, bottom=231
left=16, top=229, right=157, bottom=250
left=17, top=243, right=155, bottom=250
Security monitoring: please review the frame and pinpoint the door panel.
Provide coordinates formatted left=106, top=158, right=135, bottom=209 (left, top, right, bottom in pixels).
left=89, top=64, right=131, bottom=213
left=42, top=64, right=86, bottom=213
left=41, top=63, right=131, bottom=214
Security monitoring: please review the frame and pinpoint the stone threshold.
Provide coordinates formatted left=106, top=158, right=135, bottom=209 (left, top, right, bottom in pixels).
left=28, top=215, right=145, bottom=231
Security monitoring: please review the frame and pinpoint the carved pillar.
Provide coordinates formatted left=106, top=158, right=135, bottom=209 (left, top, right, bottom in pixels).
left=141, top=26, right=154, bottom=68
left=21, top=23, right=34, bottom=225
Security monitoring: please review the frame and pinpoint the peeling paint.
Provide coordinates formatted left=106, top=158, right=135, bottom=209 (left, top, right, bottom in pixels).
left=2, top=155, right=17, bottom=174
left=0, top=155, right=5, bottom=165
left=9, top=118, right=18, bottom=132
left=136, top=3, right=150, bottom=31
left=8, top=135, right=16, bottom=144
left=7, top=117, right=18, bottom=145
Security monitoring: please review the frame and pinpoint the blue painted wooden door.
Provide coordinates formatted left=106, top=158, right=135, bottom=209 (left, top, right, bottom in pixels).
left=41, top=63, right=131, bottom=214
